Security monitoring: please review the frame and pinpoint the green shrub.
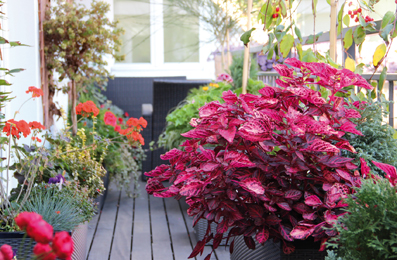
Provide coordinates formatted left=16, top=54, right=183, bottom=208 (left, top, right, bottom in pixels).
left=157, top=79, right=265, bottom=150
left=228, top=53, right=258, bottom=89
left=342, top=98, right=397, bottom=176
left=328, top=177, right=397, bottom=260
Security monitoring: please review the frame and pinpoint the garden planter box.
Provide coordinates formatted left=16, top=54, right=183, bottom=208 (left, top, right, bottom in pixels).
left=230, top=235, right=326, bottom=260
left=94, top=169, right=110, bottom=214
left=194, top=219, right=230, bottom=246
left=0, top=222, right=88, bottom=260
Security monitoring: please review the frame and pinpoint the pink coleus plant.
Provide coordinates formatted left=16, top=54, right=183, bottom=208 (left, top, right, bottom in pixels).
left=146, top=58, right=378, bottom=258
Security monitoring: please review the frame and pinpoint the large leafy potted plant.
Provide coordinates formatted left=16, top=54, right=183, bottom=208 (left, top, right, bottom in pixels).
left=146, top=58, right=373, bottom=259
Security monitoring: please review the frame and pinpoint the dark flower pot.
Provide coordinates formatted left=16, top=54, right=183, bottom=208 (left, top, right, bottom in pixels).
left=230, top=236, right=326, bottom=260
left=194, top=219, right=230, bottom=246
left=0, top=222, right=88, bottom=260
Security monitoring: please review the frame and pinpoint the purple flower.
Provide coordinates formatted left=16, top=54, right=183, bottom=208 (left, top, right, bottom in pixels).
left=48, top=174, right=65, bottom=184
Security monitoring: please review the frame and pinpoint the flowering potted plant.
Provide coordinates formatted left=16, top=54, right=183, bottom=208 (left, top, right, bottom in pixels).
left=146, top=58, right=375, bottom=259
left=0, top=211, right=74, bottom=260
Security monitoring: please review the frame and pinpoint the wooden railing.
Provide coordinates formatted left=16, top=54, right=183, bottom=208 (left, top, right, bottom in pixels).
left=257, top=71, right=397, bottom=127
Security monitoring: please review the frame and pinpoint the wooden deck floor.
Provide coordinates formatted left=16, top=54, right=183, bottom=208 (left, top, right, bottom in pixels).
left=85, top=179, right=230, bottom=260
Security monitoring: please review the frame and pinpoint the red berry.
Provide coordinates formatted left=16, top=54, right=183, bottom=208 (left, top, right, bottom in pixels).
left=353, top=10, right=357, bottom=14
left=275, top=13, right=279, bottom=18
left=357, top=8, right=362, bottom=13
left=355, top=17, right=359, bottom=22
left=348, top=10, right=352, bottom=15
left=272, top=14, right=277, bottom=18
left=350, top=15, right=354, bottom=19
left=276, top=7, right=280, bottom=12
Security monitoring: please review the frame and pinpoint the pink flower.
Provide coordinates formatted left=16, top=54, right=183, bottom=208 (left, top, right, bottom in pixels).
left=15, top=212, right=42, bottom=230
left=0, top=245, right=13, bottom=260
left=52, top=231, right=74, bottom=259
left=216, top=73, right=233, bottom=83
left=33, top=243, right=56, bottom=260
left=104, top=111, right=117, bottom=126
left=26, top=220, right=53, bottom=244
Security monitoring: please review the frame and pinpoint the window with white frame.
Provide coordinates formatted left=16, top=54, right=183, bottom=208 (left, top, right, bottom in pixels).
left=114, top=0, right=200, bottom=64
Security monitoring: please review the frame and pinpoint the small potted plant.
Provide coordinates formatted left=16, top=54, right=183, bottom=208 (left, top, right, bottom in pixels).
left=146, top=58, right=374, bottom=259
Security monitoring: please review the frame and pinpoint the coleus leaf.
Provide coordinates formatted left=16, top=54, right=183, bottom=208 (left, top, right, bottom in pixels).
left=304, top=195, right=323, bottom=207
left=240, top=178, right=265, bottom=195
left=279, top=225, right=294, bottom=241
left=290, top=226, right=315, bottom=239
left=255, top=228, right=270, bottom=244
left=219, top=127, right=236, bottom=144
left=284, top=189, right=303, bottom=201
left=243, top=236, right=256, bottom=249
left=301, top=138, right=340, bottom=153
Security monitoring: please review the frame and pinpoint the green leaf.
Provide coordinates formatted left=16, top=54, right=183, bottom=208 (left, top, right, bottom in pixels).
left=305, top=32, right=323, bottom=44
left=240, top=28, right=256, bottom=46
left=280, top=34, right=294, bottom=58
left=344, top=29, right=353, bottom=50
left=380, top=23, right=393, bottom=42
left=295, top=27, right=303, bottom=42
left=0, top=79, right=11, bottom=86
left=9, top=41, right=29, bottom=47
left=373, top=43, right=386, bottom=67
left=353, top=26, right=366, bottom=45
left=267, top=48, right=274, bottom=60
left=378, top=67, right=387, bottom=93
left=381, top=11, right=395, bottom=29
left=296, top=43, right=303, bottom=60
left=393, top=131, right=397, bottom=139
left=337, top=3, right=345, bottom=35
left=355, top=63, right=365, bottom=74
left=343, top=14, right=350, bottom=27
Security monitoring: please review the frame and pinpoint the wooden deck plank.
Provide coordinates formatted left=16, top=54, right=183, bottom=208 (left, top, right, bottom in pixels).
left=109, top=181, right=134, bottom=260
left=88, top=182, right=120, bottom=260
left=86, top=213, right=99, bottom=257
left=150, top=196, right=174, bottom=260
left=131, top=181, right=152, bottom=259
left=164, top=198, right=194, bottom=260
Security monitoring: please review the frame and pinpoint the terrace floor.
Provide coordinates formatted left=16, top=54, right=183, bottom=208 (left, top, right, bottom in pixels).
left=85, top=177, right=230, bottom=260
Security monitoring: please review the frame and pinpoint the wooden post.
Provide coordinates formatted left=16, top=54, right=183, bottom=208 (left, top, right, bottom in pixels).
left=38, top=0, right=51, bottom=128
left=329, top=0, right=337, bottom=62
left=242, top=0, right=253, bottom=94
left=71, top=80, right=77, bottom=135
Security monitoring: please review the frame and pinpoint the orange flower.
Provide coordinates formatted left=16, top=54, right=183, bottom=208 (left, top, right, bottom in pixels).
left=26, top=86, right=43, bottom=98
left=76, top=101, right=99, bottom=117
left=29, top=121, right=45, bottom=130
left=3, top=119, right=19, bottom=138
left=138, top=117, right=147, bottom=128
left=126, top=118, right=139, bottom=127
left=17, top=120, right=31, bottom=138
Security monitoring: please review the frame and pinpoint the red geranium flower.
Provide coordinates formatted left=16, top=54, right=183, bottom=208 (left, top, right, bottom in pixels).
left=119, top=128, right=144, bottom=145
left=27, top=219, right=53, bottom=244
left=114, top=125, right=121, bottom=133
left=104, top=111, right=117, bottom=126
left=2, top=119, right=19, bottom=138
left=124, top=112, right=129, bottom=117
left=26, top=86, right=43, bottom=98
left=76, top=101, right=99, bottom=117
left=33, top=243, right=56, bottom=260
left=29, top=121, right=45, bottom=130
left=52, top=231, right=74, bottom=259
left=118, top=117, right=123, bottom=124
left=2, top=119, right=31, bottom=139
left=138, top=117, right=147, bottom=128
left=126, top=118, right=139, bottom=127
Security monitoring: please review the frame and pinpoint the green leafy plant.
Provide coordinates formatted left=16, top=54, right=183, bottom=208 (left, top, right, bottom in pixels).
left=20, top=184, right=90, bottom=231
left=228, top=53, right=258, bottom=89
left=342, top=96, right=397, bottom=176
left=328, top=177, right=397, bottom=260
left=44, top=0, right=124, bottom=133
